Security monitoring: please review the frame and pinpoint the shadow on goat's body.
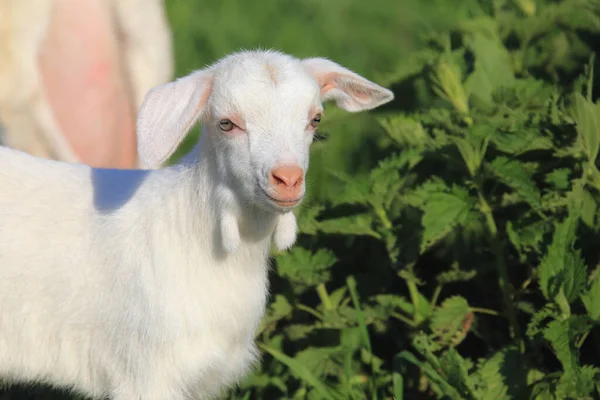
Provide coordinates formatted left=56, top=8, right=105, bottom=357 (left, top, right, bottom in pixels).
left=91, top=168, right=151, bottom=213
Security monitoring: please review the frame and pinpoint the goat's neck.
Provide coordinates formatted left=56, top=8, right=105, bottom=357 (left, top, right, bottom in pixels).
left=181, top=131, right=279, bottom=255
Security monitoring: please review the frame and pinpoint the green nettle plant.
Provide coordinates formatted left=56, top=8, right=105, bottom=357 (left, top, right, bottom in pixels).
left=227, top=1, right=600, bottom=399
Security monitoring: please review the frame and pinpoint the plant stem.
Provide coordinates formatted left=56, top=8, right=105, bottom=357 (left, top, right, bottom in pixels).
left=297, top=304, right=325, bottom=321
left=317, top=283, right=333, bottom=310
left=478, top=192, right=525, bottom=352
left=430, top=285, right=442, bottom=308
left=391, top=312, right=418, bottom=327
left=520, top=275, right=533, bottom=291
left=374, top=204, right=393, bottom=230
left=586, top=52, right=595, bottom=101
left=406, top=280, right=424, bottom=324
left=470, top=307, right=500, bottom=316
left=576, top=331, right=590, bottom=349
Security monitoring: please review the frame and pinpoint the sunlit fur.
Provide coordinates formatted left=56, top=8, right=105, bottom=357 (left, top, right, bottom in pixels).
left=0, top=50, right=393, bottom=399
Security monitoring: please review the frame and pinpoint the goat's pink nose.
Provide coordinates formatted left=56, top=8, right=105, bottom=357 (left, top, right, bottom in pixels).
left=269, top=165, right=304, bottom=195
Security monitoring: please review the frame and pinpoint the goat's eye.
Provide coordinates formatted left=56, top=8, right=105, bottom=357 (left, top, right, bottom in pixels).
left=219, top=119, right=234, bottom=132
left=310, top=114, right=322, bottom=128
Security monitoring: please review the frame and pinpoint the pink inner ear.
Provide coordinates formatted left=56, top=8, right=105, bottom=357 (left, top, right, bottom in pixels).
left=346, top=83, right=373, bottom=101
left=181, top=81, right=213, bottom=134
left=320, top=82, right=335, bottom=95
left=318, top=72, right=372, bottom=101
left=317, top=72, right=339, bottom=95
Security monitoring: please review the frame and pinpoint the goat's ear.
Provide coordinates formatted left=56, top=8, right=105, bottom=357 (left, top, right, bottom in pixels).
left=301, top=58, right=394, bottom=112
left=137, top=69, right=213, bottom=169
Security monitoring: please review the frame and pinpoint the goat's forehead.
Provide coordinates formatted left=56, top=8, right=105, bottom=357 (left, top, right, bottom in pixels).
left=209, top=56, right=320, bottom=120
left=214, top=52, right=314, bottom=85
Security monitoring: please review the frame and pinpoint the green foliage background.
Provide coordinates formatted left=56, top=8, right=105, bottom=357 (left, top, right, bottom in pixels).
left=3, top=0, right=600, bottom=399
left=172, top=1, right=600, bottom=398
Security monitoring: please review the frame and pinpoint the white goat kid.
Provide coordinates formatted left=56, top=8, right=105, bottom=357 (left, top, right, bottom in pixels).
left=0, top=50, right=393, bottom=399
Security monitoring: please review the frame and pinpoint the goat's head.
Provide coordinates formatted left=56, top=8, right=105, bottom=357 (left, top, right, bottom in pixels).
left=137, top=50, right=394, bottom=213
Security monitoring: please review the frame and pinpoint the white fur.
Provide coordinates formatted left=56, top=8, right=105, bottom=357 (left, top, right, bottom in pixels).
left=0, top=50, right=393, bottom=399
left=274, top=212, right=298, bottom=251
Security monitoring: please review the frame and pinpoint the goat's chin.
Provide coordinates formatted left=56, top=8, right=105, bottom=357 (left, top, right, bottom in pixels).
left=270, top=201, right=303, bottom=214
left=252, top=190, right=303, bottom=214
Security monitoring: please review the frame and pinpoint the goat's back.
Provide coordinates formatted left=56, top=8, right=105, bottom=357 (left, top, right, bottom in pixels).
left=0, top=146, right=124, bottom=395
left=0, top=146, right=92, bottom=251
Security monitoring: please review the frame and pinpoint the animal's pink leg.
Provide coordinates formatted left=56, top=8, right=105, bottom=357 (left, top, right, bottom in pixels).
left=38, top=0, right=137, bottom=169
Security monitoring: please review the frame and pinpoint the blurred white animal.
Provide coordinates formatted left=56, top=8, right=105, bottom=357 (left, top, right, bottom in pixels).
left=0, top=50, right=393, bottom=399
left=0, top=0, right=173, bottom=167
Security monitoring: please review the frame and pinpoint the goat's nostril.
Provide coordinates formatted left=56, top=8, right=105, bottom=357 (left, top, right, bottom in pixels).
left=272, top=174, right=286, bottom=186
left=270, top=165, right=304, bottom=190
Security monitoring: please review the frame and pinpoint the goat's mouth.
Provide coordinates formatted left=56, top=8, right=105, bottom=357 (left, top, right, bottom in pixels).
left=259, top=188, right=304, bottom=210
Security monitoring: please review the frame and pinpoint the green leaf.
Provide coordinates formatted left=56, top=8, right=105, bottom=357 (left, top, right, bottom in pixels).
left=545, top=168, right=571, bottom=190
left=317, top=214, right=381, bottom=239
left=295, top=346, right=344, bottom=377
left=373, top=294, right=415, bottom=316
left=451, top=133, right=489, bottom=177
left=405, top=177, right=449, bottom=208
left=492, top=77, right=556, bottom=110
left=368, top=152, right=418, bottom=209
left=527, top=368, right=546, bottom=387
left=464, top=25, right=515, bottom=106
left=554, top=250, right=587, bottom=303
left=238, top=373, right=272, bottom=391
left=346, top=277, right=371, bottom=353
left=543, top=319, right=579, bottom=374
left=431, top=296, right=473, bottom=347
left=436, top=262, right=477, bottom=285
left=286, top=324, right=317, bottom=341
left=412, top=332, right=442, bottom=368
left=472, top=347, right=527, bottom=400
left=431, top=56, right=470, bottom=114
left=328, top=172, right=371, bottom=207
left=488, top=156, right=541, bottom=208
left=270, top=295, right=292, bottom=318
left=506, top=221, right=522, bottom=257
left=571, top=93, right=600, bottom=164
left=438, top=349, right=477, bottom=399
left=297, top=205, right=325, bottom=235
left=580, top=188, right=597, bottom=228
left=581, top=272, right=600, bottom=321
left=520, top=220, right=551, bottom=254
left=276, top=248, right=337, bottom=289
left=259, top=295, right=293, bottom=335
left=403, top=276, right=434, bottom=322
left=392, top=352, right=406, bottom=400
left=538, top=211, right=585, bottom=302
left=327, top=287, right=348, bottom=310
left=259, top=344, right=342, bottom=400
left=473, top=356, right=509, bottom=400
left=378, top=48, right=438, bottom=86
left=526, top=305, right=559, bottom=339
left=490, top=127, right=554, bottom=155
left=397, top=344, right=465, bottom=400
left=379, top=115, right=430, bottom=149
left=530, top=382, right=556, bottom=400
left=543, top=317, right=596, bottom=397
left=420, top=185, right=474, bottom=253
left=570, top=365, right=600, bottom=398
